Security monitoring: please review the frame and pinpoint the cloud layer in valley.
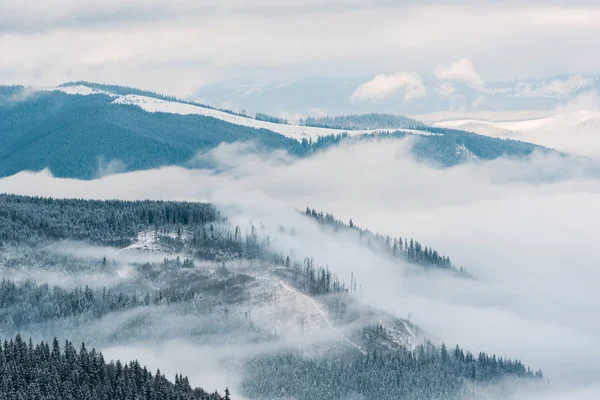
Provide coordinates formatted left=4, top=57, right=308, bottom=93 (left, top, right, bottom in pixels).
left=1, top=138, right=600, bottom=398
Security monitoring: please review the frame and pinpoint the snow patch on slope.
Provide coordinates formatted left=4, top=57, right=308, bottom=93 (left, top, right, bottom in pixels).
left=455, top=144, right=479, bottom=162
left=113, top=94, right=426, bottom=141
left=37, top=83, right=441, bottom=142
left=245, top=274, right=331, bottom=335
left=43, top=85, right=116, bottom=97
left=117, top=230, right=160, bottom=253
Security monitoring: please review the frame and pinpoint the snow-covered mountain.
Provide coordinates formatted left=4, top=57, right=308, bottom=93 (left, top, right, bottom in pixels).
left=422, top=109, right=600, bottom=157
left=45, top=84, right=421, bottom=142
left=0, top=82, right=552, bottom=179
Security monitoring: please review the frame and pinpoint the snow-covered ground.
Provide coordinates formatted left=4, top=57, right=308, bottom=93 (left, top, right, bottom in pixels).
left=113, top=94, right=429, bottom=141
left=40, top=84, right=433, bottom=142
left=117, top=230, right=160, bottom=253
left=414, top=110, right=555, bottom=124
left=455, top=144, right=479, bottom=161
left=115, top=231, right=413, bottom=352
left=41, top=84, right=116, bottom=97
left=421, top=110, right=600, bottom=156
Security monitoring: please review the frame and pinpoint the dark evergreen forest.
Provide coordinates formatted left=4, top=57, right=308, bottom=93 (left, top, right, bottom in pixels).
left=0, top=334, right=227, bottom=400
left=244, top=339, right=542, bottom=400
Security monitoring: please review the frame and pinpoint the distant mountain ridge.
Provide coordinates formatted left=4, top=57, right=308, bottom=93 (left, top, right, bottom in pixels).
left=193, top=74, right=599, bottom=116
left=0, top=83, right=551, bottom=179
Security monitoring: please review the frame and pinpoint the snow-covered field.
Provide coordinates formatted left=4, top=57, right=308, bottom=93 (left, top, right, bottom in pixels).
left=41, top=84, right=433, bottom=142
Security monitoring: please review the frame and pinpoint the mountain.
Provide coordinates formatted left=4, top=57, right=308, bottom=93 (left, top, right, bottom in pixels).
left=0, top=83, right=549, bottom=179
left=193, top=74, right=599, bottom=116
left=0, top=194, right=545, bottom=400
left=421, top=109, right=600, bottom=157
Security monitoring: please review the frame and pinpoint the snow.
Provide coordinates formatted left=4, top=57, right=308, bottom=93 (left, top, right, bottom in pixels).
left=279, top=280, right=366, bottom=354
left=245, top=274, right=332, bottom=335
left=36, top=83, right=439, bottom=142
left=42, top=85, right=116, bottom=97
left=455, top=144, right=479, bottom=162
left=117, top=230, right=160, bottom=253
left=113, top=94, right=424, bottom=142
left=435, top=116, right=557, bottom=133
left=427, top=109, right=600, bottom=156
left=242, top=273, right=367, bottom=353
left=114, top=233, right=410, bottom=353
left=414, top=110, right=555, bottom=124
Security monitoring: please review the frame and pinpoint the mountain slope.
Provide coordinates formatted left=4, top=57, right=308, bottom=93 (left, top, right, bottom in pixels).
left=0, top=194, right=545, bottom=400
left=0, top=83, right=551, bottom=179
left=0, top=88, right=306, bottom=179
left=430, top=110, right=600, bottom=157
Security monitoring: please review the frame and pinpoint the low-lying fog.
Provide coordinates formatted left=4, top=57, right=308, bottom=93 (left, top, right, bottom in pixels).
left=1, top=137, right=599, bottom=398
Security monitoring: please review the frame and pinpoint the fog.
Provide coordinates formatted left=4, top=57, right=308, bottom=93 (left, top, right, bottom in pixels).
left=1, top=137, right=599, bottom=397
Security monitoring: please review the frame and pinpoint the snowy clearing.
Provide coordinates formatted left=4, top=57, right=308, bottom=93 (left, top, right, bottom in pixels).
left=41, top=85, right=117, bottom=97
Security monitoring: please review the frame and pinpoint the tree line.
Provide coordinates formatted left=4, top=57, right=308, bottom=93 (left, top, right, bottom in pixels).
left=0, top=334, right=228, bottom=400
left=0, top=279, right=194, bottom=330
left=242, top=335, right=543, bottom=400
left=0, top=194, right=219, bottom=246
left=304, top=208, right=471, bottom=275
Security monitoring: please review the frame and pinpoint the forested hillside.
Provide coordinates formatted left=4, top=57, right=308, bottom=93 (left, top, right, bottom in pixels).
left=299, top=113, right=425, bottom=130
left=0, top=195, right=219, bottom=246
left=0, top=334, right=226, bottom=400
left=0, top=85, right=550, bottom=179
left=0, top=195, right=545, bottom=399
left=244, top=341, right=542, bottom=400
left=304, top=208, right=471, bottom=276
left=0, top=89, right=307, bottom=179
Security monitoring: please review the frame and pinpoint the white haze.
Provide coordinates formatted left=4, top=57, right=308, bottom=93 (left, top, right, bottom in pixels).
left=1, top=138, right=600, bottom=398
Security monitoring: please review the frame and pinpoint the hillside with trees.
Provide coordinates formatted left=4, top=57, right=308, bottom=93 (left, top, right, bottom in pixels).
left=0, top=85, right=550, bottom=179
left=0, top=334, right=227, bottom=400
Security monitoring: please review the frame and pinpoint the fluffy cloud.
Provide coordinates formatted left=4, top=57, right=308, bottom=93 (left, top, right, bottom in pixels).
left=351, top=72, right=427, bottom=101
left=434, top=58, right=485, bottom=86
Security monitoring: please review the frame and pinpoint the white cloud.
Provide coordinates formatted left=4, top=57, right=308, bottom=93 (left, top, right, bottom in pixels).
left=471, top=95, right=488, bottom=109
left=434, top=58, right=485, bottom=86
left=351, top=72, right=427, bottom=101
left=436, top=82, right=457, bottom=98
left=519, top=75, right=596, bottom=98
left=2, top=5, right=600, bottom=95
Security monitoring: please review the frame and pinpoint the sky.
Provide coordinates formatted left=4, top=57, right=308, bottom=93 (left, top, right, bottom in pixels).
left=2, top=1, right=600, bottom=97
